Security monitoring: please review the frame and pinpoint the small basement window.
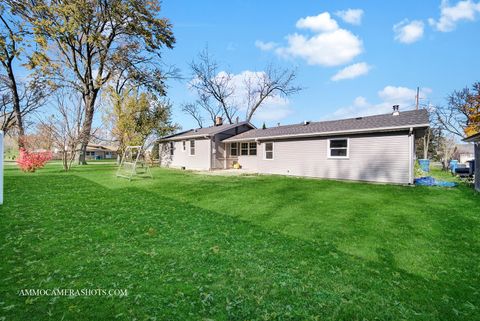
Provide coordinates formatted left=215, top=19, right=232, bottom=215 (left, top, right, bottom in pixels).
left=170, top=142, right=174, bottom=156
left=230, top=143, right=238, bottom=156
left=264, top=142, right=274, bottom=160
left=328, top=139, right=348, bottom=158
left=190, top=140, right=195, bottom=156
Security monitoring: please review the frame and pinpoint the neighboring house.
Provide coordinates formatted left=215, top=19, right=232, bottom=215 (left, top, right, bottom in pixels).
left=455, top=144, right=475, bottom=164
left=77, top=144, right=118, bottom=160
left=463, top=132, right=479, bottom=192
left=159, top=117, right=255, bottom=170
left=160, top=107, right=429, bottom=184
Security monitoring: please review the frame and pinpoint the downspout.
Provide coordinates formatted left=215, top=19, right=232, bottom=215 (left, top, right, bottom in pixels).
left=205, top=135, right=213, bottom=171
left=408, top=127, right=413, bottom=184
left=223, top=142, right=227, bottom=169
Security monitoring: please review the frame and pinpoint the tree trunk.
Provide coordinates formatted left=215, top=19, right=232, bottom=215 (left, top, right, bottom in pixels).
left=62, top=152, right=68, bottom=171
left=423, top=129, right=430, bottom=159
left=78, top=91, right=98, bottom=165
left=6, top=61, right=25, bottom=149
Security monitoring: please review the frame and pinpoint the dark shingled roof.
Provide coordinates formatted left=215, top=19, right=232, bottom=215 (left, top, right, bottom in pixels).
left=159, top=121, right=254, bottom=141
left=464, top=132, right=480, bottom=142
left=224, top=109, right=429, bottom=142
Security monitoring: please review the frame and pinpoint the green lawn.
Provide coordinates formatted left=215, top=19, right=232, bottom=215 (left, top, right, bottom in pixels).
left=1, top=162, right=479, bottom=320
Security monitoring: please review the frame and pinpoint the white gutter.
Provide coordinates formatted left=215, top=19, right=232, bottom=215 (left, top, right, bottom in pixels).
left=224, top=123, right=430, bottom=143
left=159, top=134, right=211, bottom=142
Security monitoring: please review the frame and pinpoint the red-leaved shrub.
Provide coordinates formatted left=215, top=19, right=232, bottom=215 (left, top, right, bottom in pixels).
left=16, top=148, right=52, bottom=172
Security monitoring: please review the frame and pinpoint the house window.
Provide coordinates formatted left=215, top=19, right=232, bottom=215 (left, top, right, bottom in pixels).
left=328, top=139, right=348, bottom=158
left=190, top=140, right=195, bottom=155
left=170, top=142, right=174, bottom=156
left=230, top=143, right=238, bottom=156
left=240, top=142, right=257, bottom=156
left=241, top=143, right=249, bottom=155
left=264, top=142, right=274, bottom=160
left=182, top=141, right=186, bottom=151
left=249, top=142, right=257, bottom=156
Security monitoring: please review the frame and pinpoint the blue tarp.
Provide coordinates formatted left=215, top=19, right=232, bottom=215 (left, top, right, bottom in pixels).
left=418, top=159, right=430, bottom=172
left=414, top=176, right=457, bottom=187
left=449, top=160, right=458, bottom=173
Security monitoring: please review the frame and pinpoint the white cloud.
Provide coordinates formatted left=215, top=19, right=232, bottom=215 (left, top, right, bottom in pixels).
left=255, top=40, right=278, bottom=51
left=329, top=86, right=432, bottom=119
left=335, top=9, right=364, bottom=25
left=429, top=0, right=480, bottom=32
left=296, top=12, right=339, bottom=32
left=393, top=19, right=425, bottom=44
left=258, top=11, right=363, bottom=67
left=331, top=62, right=371, bottom=81
left=275, top=29, right=363, bottom=67
left=353, top=96, right=369, bottom=107
left=253, top=97, right=293, bottom=121
left=378, top=86, right=418, bottom=102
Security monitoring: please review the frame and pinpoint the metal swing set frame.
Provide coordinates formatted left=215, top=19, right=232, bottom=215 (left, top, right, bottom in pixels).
left=116, top=145, right=153, bottom=181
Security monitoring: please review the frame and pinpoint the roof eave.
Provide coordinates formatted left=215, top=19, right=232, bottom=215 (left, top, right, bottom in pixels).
left=159, top=134, right=211, bottom=142
left=158, top=121, right=256, bottom=142
left=224, top=123, right=430, bottom=142
left=463, top=132, right=480, bottom=142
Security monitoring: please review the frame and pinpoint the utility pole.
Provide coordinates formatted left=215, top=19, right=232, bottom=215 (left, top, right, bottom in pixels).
left=415, top=87, right=420, bottom=110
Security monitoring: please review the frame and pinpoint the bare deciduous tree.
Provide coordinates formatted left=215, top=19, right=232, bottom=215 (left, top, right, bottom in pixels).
left=436, top=82, right=480, bottom=139
left=437, top=134, right=457, bottom=170
left=186, top=48, right=301, bottom=126
left=181, top=102, right=203, bottom=128
left=189, top=49, right=237, bottom=124
left=41, top=91, right=84, bottom=171
left=244, top=65, right=301, bottom=122
left=10, top=0, right=175, bottom=164
left=0, top=4, right=48, bottom=145
left=0, top=78, right=15, bottom=133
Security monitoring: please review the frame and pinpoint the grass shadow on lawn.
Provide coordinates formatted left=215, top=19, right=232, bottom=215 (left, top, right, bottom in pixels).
left=1, top=170, right=480, bottom=320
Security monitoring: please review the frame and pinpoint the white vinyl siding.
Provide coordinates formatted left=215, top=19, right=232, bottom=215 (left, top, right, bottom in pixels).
left=160, top=123, right=254, bottom=171
left=237, top=133, right=411, bottom=184
left=160, top=139, right=211, bottom=170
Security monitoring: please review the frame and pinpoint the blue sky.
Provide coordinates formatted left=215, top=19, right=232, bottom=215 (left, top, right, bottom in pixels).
left=160, top=0, right=480, bottom=129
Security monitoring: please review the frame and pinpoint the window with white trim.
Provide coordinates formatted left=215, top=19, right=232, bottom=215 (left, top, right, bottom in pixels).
left=189, top=140, right=195, bottom=155
left=249, top=142, right=257, bottom=155
left=182, top=141, right=186, bottom=151
left=264, top=142, right=274, bottom=160
left=241, top=143, right=249, bottom=155
left=328, top=139, right=348, bottom=158
left=169, top=142, right=174, bottom=156
left=230, top=143, right=238, bottom=156
left=240, top=142, right=257, bottom=156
